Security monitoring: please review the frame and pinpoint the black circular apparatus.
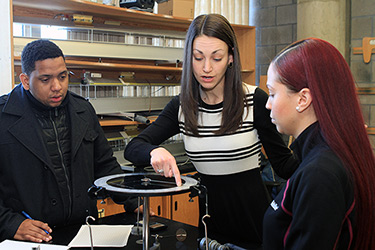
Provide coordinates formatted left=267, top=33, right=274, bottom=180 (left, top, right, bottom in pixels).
left=93, top=173, right=198, bottom=250
left=94, top=173, right=198, bottom=197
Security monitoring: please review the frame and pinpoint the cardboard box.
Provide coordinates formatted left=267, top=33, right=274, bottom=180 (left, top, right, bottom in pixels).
left=158, top=0, right=195, bottom=19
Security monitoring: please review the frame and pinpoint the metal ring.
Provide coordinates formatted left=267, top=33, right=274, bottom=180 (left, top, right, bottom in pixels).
left=157, top=169, right=164, bottom=173
left=94, top=173, right=199, bottom=196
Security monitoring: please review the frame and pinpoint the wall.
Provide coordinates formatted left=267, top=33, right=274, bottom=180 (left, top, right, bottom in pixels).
left=350, top=0, right=375, bottom=147
left=250, top=0, right=297, bottom=84
left=251, top=0, right=375, bottom=148
left=297, top=0, right=347, bottom=57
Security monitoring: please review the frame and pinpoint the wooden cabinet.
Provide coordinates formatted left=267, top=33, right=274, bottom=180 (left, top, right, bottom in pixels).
left=150, top=196, right=171, bottom=219
left=149, top=172, right=200, bottom=227
left=170, top=192, right=199, bottom=226
left=96, top=186, right=199, bottom=226
left=97, top=198, right=125, bottom=218
left=12, top=0, right=255, bottom=226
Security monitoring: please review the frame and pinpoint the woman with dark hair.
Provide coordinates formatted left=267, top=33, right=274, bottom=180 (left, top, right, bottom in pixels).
left=263, top=38, right=375, bottom=249
left=125, top=14, right=298, bottom=249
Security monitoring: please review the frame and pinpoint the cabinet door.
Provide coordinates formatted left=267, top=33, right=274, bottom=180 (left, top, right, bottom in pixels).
left=97, top=198, right=125, bottom=218
left=171, top=193, right=199, bottom=227
left=150, top=196, right=171, bottom=219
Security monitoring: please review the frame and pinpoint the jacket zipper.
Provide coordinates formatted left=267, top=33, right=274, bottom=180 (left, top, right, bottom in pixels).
left=50, top=108, right=72, bottom=220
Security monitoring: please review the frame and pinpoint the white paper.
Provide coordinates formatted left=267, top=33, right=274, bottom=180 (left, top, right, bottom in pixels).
left=0, top=239, right=69, bottom=250
left=68, top=224, right=132, bottom=247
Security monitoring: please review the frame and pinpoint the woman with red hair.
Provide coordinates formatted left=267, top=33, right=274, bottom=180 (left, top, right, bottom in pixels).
left=263, top=38, right=375, bottom=249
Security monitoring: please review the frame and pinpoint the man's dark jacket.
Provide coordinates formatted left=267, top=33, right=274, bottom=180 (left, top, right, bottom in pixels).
left=0, top=84, right=124, bottom=241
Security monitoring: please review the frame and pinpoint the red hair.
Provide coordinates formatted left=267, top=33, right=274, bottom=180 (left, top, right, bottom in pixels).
left=272, top=38, right=375, bottom=249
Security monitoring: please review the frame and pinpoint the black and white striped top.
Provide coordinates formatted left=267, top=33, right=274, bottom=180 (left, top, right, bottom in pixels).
left=125, top=83, right=297, bottom=179
left=180, top=84, right=262, bottom=175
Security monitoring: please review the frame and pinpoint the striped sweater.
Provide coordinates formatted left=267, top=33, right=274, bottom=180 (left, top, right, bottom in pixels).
left=180, top=84, right=262, bottom=175
left=124, top=83, right=297, bottom=179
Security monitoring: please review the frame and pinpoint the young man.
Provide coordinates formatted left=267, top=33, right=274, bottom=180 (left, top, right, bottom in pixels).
left=0, top=39, right=139, bottom=243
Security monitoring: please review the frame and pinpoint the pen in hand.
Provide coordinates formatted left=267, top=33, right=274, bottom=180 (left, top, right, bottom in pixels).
left=22, top=211, right=50, bottom=235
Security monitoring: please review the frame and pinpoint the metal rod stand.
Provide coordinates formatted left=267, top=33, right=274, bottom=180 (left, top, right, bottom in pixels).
left=142, top=196, right=150, bottom=250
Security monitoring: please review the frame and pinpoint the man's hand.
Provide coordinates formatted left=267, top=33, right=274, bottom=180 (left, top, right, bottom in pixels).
left=14, top=219, right=52, bottom=243
left=150, top=147, right=182, bottom=186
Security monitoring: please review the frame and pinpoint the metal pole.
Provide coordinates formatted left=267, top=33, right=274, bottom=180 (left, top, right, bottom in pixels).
left=142, top=196, right=150, bottom=250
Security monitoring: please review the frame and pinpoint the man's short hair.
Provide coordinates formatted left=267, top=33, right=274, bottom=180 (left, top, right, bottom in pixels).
left=21, top=39, right=65, bottom=76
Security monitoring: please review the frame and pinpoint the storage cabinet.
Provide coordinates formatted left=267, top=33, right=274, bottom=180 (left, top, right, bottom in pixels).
left=12, top=0, right=255, bottom=226
left=96, top=190, right=198, bottom=227
left=171, top=192, right=199, bottom=226
left=97, top=198, right=125, bottom=218
left=149, top=172, right=199, bottom=227
left=149, top=193, right=199, bottom=227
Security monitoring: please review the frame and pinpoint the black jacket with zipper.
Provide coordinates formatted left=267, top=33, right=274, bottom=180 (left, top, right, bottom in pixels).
left=0, top=84, right=135, bottom=241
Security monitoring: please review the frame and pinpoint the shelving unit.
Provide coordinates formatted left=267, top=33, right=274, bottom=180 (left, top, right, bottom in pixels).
left=14, top=56, right=183, bottom=73
left=12, top=0, right=256, bottom=226
left=13, top=0, right=255, bottom=84
left=13, top=0, right=192, bottom=31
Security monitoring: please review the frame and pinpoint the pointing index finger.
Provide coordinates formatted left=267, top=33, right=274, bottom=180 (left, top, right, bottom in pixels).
left=172, top=165, right=182, bottom=187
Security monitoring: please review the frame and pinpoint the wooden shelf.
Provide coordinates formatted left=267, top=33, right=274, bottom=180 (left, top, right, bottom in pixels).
left=13, top=0, right=254, bottom=32
left=57, top=59, right=182, bottom=72
left=98, top=117, right=157, bottom=127
left=15, top=57, right=251, bottom=74
left=98, top=119, right=139, bottom=126
left=14, top=56, right=250, bottom=74
left=357, top=87, right=375, bottom=95
left=14, top=56, right=182, bottom=73
left=13, top=0, right=192, bottom=32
